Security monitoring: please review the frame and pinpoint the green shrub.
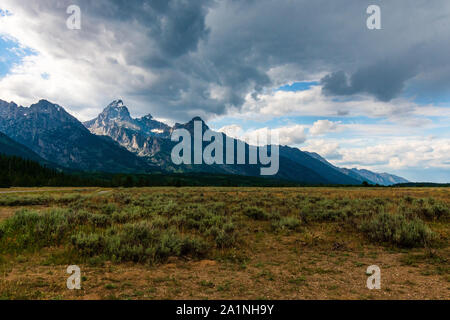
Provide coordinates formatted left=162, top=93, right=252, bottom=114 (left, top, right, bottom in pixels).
left=89, top=214, right=111, bottom=228
left=268, top=211, right=281, bottom=221
left=400, top=198, right=450, bottom=221
left=67, top=210, right=90, bottom=225
left=163, top=204, right=239, bottom=249
left=243, top=207, right=269, bottom=220
left=113, top=192, right=132, bottom=205
left=56, top=194, right=83, bottom=205
left=272, top=217, right=302, bottom=232
left=0, top=209, right=72, bottom=251
left=71, top=232, right=105, bottom=257
left=359, top=213, right=434, bottom=248
left=72, top=222, right=209, bottom=263
left=102, top=203, right=118, bottom=215
left=151, top=216, right=170, bottom=228
left=111, top=210, right=142, bottom=223
left=416, top=200, right=449, bottom=220
left=430, top=202, right=450, bottom=220
left=207, top=222, right=237, bottom=248
left=0, top=195, right=51, bottom=206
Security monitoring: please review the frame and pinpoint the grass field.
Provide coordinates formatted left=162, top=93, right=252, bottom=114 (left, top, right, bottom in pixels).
left=0, top=187, right=448, bottom=300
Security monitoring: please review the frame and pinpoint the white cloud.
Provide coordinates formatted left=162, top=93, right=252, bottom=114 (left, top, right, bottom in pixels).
left=218, top=124, right=307, bottom=146
left=309, top=120, right=342, bottom=136
left=302, top=139, right=342, bottom=160
left=303, top=137, right=450, bottom=172
left=236, top=85, right=431, bottom=124
left=273, top=125, right=308, bottom=145
left=217, top=124, right=244, bottom=139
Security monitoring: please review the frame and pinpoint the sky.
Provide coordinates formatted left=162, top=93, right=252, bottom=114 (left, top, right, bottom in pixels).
left=0, top=0, right=449, bottom=182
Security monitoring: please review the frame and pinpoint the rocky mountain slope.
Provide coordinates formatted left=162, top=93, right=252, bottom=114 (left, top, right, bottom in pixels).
left=0, top=99, right=155, bottom=173
left=0, top=131, right=52, bottom=165
left=0, top=98, right=409, bottom=185
left=84, top=101, right=367, bottom=184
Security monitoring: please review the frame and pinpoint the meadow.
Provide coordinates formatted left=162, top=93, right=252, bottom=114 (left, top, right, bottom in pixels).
left=0, top=187, right=448, bottom=300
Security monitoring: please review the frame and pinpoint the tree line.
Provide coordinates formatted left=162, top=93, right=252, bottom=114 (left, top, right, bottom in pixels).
left=0, top=153, right=302, bottom=188
left=0, top=154, right=97, bottom=187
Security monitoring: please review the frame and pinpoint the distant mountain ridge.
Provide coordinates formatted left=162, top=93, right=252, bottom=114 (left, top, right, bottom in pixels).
left=0, top=98, right=409, bottom=185
left=83, top=102, right=364, bottom=184
left=304, top=151, right=409, bottom=185
left=83, top=100, right=408, bottom=185
left=0, top=99, right=155, bottom=173
left=0, top=131, right=51, bottom=165
left=346, top=168, right=409, bottom=186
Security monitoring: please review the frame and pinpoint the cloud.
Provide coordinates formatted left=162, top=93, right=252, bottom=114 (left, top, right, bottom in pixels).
left=274, top=125, right=308, bottom=145
left=217, top=124, right=243, bottom=139
left=303, top=137, right=450, bottom=171
left=218, top=124, right=307, bottom=146
left=236, top=85, right=425, bottom=123
left=310, top=120, right=342, bottom=136
left=321, top=58, right=419, bottom=101
left=0, top=0, right=449, bottom=121
left=302, top=140, right=342, bottom=160
left=0, top=0, right=216, bottom=120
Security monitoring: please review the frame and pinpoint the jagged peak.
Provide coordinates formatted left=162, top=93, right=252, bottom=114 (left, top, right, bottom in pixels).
left=107, top=99, right=125, bottom=108
left=34, top=99, right=55, bottom=107
left=140, top=114, right=153, bottom=120
left=100, top=100, right=131, bottom=120
left=190, top=116, right=204, bottom=122
left=173, top=116, right=209, bottom=132
left=0, top=99, right=18, bottom=108
left=38, top=99, right=52, bottom=104
left=30, top=100, right=66, bottom=113
left=188, top=116, right=209, bottom=130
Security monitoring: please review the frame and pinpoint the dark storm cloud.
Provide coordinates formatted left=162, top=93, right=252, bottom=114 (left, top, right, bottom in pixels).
left=321, top=58, right=419, bottom=101
left=100, top=0, right=212, bottom=59
left=4, top=0, right=450, bottom=120
left=61, top=0, right=213, bottom=62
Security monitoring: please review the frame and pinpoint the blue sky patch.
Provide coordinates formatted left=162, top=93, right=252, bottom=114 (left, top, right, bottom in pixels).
left=210, top=115, right=380, bottom=133
left=0, top=36, right=35, bottom=77
left=276, top=81, right=319, bottom=92
left=0, top=9, right=12, bottom=17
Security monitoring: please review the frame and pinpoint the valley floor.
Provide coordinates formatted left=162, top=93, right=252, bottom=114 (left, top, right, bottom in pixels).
left=0, top=187, right=448, bottom=300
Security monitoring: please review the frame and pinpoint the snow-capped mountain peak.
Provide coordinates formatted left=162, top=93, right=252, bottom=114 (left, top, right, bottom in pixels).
left=100, top=100, right=132, bottom=122
left=83, top=100, right=172, bottom=157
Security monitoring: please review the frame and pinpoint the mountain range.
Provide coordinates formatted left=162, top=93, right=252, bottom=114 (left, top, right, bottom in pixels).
left=0, top=131, right=52, bottom=165
left=0, top=99, right=153, bottom=173
left=0, top=98, right=409, bottom=185
left=304, top=151, right=409, bottom=186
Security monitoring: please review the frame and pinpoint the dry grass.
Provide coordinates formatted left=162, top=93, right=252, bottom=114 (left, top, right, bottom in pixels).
left=0, top=187, right=448, bottom=300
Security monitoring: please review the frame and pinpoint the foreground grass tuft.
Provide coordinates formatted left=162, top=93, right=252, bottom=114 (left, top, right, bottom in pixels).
left=359, top=212, right=435, bottom=248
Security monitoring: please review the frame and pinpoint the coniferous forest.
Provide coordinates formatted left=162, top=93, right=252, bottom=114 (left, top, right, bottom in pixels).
left=0, top=154, right=93, bottom=188
left=0, top=154, right=303, bottom=188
